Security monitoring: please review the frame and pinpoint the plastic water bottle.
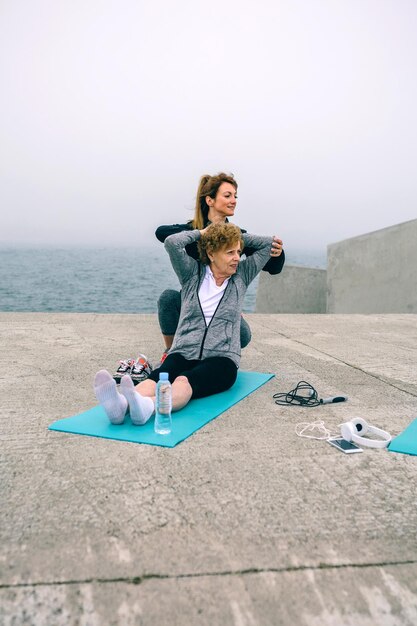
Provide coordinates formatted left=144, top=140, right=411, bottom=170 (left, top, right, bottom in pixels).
left=154, top=372, right=172, bottom=435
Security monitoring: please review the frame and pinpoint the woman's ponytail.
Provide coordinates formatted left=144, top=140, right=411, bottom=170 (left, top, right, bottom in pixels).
left=191, top=175, right=211, bottom=229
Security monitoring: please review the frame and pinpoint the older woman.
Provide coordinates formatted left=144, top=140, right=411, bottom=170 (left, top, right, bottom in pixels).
left=94, top=222, right=274, bottom=425
left=155, top=172, right=284, bottom=358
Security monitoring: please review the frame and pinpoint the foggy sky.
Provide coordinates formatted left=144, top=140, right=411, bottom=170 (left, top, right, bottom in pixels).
left=1, top=0, right=416, bottom=253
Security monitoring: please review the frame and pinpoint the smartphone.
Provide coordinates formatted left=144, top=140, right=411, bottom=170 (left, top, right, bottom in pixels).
left=328, top=437, right=363, bottom=454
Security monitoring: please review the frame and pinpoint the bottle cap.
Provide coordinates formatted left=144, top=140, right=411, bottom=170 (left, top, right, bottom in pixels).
left=159, top=372, right=169, bottom=381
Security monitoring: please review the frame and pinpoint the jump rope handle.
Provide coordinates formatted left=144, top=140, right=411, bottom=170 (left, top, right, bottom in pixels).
left=320, top=396, right=348, bottom=404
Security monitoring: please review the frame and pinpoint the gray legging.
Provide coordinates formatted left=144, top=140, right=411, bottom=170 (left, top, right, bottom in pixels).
left=157, top=289, right=252, bottom=348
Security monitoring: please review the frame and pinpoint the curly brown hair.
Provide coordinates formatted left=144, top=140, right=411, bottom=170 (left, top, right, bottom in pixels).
left=198, top=222, right=244, bottom=265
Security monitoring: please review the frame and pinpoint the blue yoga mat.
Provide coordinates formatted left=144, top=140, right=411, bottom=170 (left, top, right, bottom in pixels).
left=388, top=417, right=417, bottom=456
left=49, top=371, right=274, bottom=448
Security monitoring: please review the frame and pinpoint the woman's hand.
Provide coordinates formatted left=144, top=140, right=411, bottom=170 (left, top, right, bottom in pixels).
left=270, top=236, right=283, bottom=257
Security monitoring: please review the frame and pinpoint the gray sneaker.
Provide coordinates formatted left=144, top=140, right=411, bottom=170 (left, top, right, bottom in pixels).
left=130, top=354, right=153, bottom=385
left=113, top=358, right=134, bottom=384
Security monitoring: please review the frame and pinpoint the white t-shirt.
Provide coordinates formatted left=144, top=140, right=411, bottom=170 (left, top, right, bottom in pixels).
left=198, top=265, right=229, bottom=326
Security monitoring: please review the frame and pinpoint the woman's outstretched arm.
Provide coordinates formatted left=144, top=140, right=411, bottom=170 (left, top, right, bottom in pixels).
left=238, top=233, right=275, bottom=286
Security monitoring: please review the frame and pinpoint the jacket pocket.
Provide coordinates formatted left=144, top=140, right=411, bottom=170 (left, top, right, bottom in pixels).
left=206, top=315, right=234, bottom=352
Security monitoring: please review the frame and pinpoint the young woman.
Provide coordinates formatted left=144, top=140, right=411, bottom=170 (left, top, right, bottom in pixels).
left=94, top=222, right=275, bottom=425
left=155, top=173, right=285, bottom=358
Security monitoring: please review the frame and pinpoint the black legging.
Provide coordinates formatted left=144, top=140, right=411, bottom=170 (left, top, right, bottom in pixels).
left=149, top=353, right=238, bottom=399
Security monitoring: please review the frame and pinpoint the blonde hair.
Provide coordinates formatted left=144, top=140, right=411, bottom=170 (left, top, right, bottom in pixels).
left=191, top=173, right=238, bottom=229
left=198, top=222, right=243, bottom=265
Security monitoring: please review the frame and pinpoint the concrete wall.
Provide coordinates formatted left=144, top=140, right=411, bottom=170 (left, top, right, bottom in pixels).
left=256, top=264, right=327, bottom=313
left=327, top=219, right=417, bottom=313
left=256, top=219, right=417, bottom=314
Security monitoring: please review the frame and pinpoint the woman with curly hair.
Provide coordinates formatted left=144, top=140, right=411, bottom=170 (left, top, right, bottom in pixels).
left=155, top=172, right=284, bottom=360
left=93, top=221, right=275, bottom=425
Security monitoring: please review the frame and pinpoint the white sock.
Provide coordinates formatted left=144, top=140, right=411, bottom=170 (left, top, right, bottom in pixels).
left=119, top=375, right=154, bottom=426
left=94, top=369, right=127, bottom=425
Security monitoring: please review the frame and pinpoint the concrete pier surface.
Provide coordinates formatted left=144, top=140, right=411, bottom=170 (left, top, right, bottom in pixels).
left=1, top=312, right=417, bottom=626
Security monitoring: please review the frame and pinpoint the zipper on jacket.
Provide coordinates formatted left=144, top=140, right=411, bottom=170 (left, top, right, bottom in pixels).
left=198, top=278, right=231, bottom=360
left=198, top=327, right=208, bottom=359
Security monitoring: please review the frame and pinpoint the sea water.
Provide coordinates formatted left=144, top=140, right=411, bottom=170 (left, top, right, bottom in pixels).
left=0, top=246, right=325, bottom=313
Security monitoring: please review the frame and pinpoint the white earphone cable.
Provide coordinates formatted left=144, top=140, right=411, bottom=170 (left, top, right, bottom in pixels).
left=295, top=420, right=340, bottom=441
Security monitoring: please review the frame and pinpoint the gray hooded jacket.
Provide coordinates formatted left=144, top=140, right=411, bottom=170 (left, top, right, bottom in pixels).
left=164, top=229, right=273, bottom=367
